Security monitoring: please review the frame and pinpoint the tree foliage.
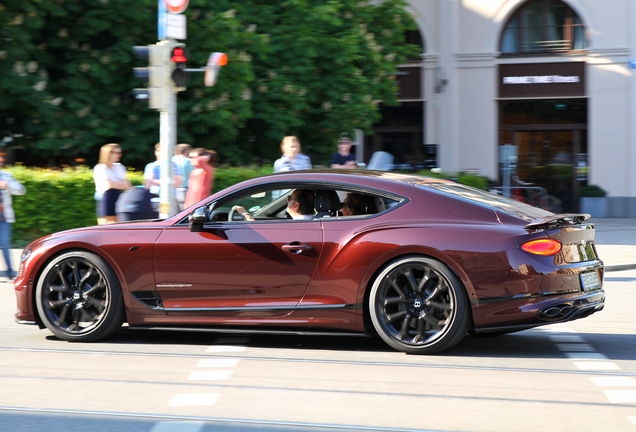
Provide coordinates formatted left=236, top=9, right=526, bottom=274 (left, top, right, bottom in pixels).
left=0, top=0, right=419, bottom=168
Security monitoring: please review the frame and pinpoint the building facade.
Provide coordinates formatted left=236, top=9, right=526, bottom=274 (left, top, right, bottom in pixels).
left=365, top=0, right=636, bottom=217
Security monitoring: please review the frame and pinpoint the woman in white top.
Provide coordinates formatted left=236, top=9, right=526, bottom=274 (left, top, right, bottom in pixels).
left=93, top=143, right=131, bottom=224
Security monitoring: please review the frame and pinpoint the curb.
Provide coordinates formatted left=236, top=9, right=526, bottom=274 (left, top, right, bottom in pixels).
left=605, top=263, right=636, bottom=273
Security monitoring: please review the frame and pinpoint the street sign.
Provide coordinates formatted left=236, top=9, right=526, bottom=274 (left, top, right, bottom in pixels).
left=166, top=12, right=186, bottom=39
left=204, top=52, right=228, bottom=87
left=165, top=0, right=189, bottom=14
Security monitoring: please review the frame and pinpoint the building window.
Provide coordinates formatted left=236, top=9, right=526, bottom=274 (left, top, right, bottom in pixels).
left=500, top=0, right=587, bottom=54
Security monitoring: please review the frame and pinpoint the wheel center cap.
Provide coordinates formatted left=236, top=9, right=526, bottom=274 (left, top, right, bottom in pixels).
left=72, top=291, right=81, bottom=301
left=413, top=299, right=422, bottom=308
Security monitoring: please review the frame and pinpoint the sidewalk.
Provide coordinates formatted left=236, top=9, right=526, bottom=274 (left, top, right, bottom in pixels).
left=589, top=218, right=636, bottom=272
left=1, top=218, right=634, bottom=274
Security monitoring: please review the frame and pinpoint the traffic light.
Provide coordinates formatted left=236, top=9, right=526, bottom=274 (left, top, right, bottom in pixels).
left=204, top=52, right=228, bottom=87
left=170, top=43, right=190, bottom=89
left=133, top=43, right=169, bottom=111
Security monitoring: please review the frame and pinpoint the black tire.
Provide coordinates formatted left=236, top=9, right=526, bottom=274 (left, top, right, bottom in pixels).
left=35, top=251, right=125, bottom=342
left=369, top=256, right=471, bottom=354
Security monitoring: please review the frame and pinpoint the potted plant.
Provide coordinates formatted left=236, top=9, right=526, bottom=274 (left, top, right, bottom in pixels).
left=580, top=184, right=608, bottom=217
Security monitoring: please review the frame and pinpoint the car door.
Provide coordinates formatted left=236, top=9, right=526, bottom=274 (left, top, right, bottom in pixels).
left=153, top=218, right=323, bottom=319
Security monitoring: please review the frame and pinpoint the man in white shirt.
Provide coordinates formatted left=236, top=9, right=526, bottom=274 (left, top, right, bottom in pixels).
left=285, top=189, right=315, bottom=220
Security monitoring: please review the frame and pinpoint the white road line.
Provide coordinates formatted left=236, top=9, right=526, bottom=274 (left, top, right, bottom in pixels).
left=196, top=358, right=241, bottom=368
left=538, top=324, right=576, bottom=332
left=206, top=345, right=247, bottom=353
left=555, top=343, right=595, bottom=351
left=630, top=417, right=636, bottom=427
left=548, top=334, right=585, bottom=343
left=573, top=361, right=621, bottom=371
left=168, top=393, right=220, bottom=407
left=150, top=421, right=206, bottom=432
left=564, top=352, right=609, bottom=360
left=602, top=390, right=636, bottom=404
left=187, top=370, right=234, bottom=381
left=590, top=376, right=636, bottom=387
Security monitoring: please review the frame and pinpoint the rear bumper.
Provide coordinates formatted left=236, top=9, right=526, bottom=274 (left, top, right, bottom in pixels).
left=473, top=288, right=605, bottom=333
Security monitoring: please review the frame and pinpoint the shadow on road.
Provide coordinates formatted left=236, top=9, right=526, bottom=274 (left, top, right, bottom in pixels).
left=41, top=326, right=636, bottom=361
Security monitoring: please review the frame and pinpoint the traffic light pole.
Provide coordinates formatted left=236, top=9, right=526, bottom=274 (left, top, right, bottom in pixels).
left=134, top=35, right=226, bottom=219
left=158, top=88, right=178, bottom=218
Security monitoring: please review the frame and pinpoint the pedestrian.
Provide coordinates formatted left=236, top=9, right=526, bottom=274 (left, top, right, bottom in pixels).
left=172, top=143, right=192, bottom=210
left=184, top=148, right=216, bottom=208
left=93, top=143, right=131, bottom=225
left=0, top=150, right=26, bottom=280
left=143, top=143, right=182, bottom=213
left=331, top=137, right=357, bottom=169
left=273, top=136, right=312, bottom=173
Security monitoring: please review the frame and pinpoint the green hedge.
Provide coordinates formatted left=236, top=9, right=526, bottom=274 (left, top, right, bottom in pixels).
left=8, top=165, right=273, bottom=248
left=7, top=165, right=488, bottom=248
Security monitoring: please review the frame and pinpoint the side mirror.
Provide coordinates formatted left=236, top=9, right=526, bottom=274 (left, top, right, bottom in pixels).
left=189, top=206, right=207, bottom=232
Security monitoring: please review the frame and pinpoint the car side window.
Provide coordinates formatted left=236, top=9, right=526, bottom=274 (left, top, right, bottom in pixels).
left=212, top=188, right=292, bottom=222
left=316, top=190, right=399, bottom=219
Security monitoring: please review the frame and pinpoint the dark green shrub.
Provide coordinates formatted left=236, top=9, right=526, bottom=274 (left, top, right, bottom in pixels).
left=580, top=184, right=607, bottom=197
left=9, top=166, right=143, bottom=248
left=416, top=170, right=489, bottom=190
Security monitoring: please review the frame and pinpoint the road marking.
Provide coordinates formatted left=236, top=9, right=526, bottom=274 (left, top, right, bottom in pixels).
left=555, top=343, right=595, bottom=351
left=630, top=417, right=636, bottom=427
left=187, top=370, right=234, bottom=381
left=564, top=352, right=609, bottom=360
left=539, top=324, right=576, bottom=332
left=206, top=345, right=246, bottom=353
left=196, top=358, right=241, bottom=368
left=150, top=421, right=206, bottom=432
left=602, top=390, right=636, bottom=404
left=168, top=393, right=219, bottom=406
left=590, top=376, right=636, bottom=387
left=573, top=361, right=621, bottom=370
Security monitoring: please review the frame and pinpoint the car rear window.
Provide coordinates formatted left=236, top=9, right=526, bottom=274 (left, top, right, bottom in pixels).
left=414, top=181, right=553, bottom=220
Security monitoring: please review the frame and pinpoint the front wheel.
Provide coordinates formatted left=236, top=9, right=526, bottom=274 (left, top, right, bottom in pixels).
left=35, top=251, right=125, bottom=342
left=369, top=256, right=471, bottom=354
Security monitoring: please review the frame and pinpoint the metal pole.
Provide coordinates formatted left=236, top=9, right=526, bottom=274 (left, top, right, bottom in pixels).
left=158, top=41, right=178, bottom=219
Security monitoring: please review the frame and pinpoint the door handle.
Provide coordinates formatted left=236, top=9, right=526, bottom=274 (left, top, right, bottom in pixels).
left=282, top=243, right=313, bottom=254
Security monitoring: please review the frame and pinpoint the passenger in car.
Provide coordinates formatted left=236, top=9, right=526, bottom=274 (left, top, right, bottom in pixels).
left=341, top=193, right=362, bottom=216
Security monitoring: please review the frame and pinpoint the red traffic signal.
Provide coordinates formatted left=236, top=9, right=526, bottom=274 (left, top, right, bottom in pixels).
left=171, top=46, right=190, bottom=64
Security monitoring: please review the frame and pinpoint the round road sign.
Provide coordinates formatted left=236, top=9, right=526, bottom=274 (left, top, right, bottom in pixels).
left=165, top=0, right=189, bottom=14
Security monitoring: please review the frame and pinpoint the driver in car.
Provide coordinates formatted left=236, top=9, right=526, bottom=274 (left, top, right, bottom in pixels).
left=232, top=189, right=315, bottom=221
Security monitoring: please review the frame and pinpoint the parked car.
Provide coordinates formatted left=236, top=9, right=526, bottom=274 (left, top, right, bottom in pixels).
left=14, top=170, right=605, bottom=354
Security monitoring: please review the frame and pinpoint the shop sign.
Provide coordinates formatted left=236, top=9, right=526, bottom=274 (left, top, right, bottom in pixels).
left=499, top=62, right=585, bottom=98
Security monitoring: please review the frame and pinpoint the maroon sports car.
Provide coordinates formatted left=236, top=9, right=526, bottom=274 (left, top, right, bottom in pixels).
left=14, top=170, right=605, bottom=354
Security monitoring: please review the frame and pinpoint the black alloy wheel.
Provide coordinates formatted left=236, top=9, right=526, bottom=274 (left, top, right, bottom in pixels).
left=369, top=256, right=471, bottom=354
left=35, top=251, right=124, bottom=342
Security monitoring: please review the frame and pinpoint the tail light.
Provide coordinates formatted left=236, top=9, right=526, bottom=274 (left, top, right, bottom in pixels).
left=521, top=239, right=562, bottom=256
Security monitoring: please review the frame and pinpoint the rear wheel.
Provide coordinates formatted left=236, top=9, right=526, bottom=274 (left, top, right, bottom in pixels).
left=35, top=251, right=124, bottom=341
left=369, top=256, right=470, bottom=354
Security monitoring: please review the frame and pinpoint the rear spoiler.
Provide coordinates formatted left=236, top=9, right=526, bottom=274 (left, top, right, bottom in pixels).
left=525, top=213, right=591, bottom=230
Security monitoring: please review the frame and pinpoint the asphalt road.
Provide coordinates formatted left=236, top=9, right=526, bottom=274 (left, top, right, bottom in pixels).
left=0, top=268, right=634, bottom=432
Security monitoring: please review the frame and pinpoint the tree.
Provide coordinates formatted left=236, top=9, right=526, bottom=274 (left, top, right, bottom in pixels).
left=0, top=0, right=419, bottom=168
left=183, top=0, right=419, bottom=165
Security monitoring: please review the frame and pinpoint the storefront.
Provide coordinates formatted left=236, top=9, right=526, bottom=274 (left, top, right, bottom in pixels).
left=498, top=62, right=587, bottom=212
